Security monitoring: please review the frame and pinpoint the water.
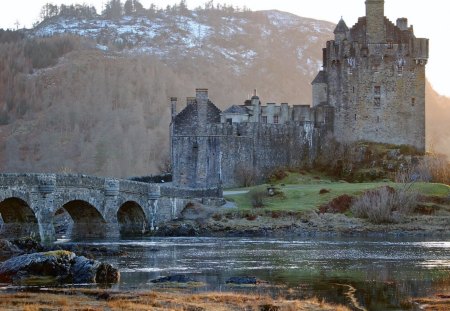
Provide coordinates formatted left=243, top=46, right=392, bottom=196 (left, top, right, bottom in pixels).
left=61, top=236, right=450, bottom=310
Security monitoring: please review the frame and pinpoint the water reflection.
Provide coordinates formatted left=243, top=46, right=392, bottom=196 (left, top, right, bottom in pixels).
left=60, top=236, right=450, bottom=310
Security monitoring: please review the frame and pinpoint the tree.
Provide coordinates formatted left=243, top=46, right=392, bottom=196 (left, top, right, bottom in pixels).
left=124, top=0, right=133, bottom=15
left=40, top=3, right=59, bottom=21
left=103, top=0, right=122, bottom=20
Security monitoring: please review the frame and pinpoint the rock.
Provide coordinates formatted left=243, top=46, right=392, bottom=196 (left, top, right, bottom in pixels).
left=0, top=250, right=119, bottom=285
left=226, top=276, right=260, bottom=285
left=151, top=274, right=195, bottom=283
left=0, top=239, right=23, bottom=254
left=11, top=237, right=45, bottom=253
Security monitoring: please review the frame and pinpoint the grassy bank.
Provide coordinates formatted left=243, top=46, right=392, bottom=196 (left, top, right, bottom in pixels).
left=0, top=289, right=350, bottom=311
left=225, top=172, right=449, bottom=213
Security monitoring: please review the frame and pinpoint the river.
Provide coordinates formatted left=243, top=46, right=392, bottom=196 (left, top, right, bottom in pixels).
left=59, top=236, right=450, bottom=310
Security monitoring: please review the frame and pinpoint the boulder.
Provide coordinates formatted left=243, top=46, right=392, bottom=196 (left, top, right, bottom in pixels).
left=151, top=274, right=195, bottom=283
left=226, top=276, right=258, bottom=285
left=0, top=250, right=119, bottom=285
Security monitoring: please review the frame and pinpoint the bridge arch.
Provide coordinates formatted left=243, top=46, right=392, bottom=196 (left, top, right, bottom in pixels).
left=0, top=197, right=39, bottom=239
left=117, top=201, right=147, bottom=236
left=56, top=200, right=107, bottom=240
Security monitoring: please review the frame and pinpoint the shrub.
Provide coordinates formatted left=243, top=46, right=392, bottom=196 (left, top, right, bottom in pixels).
left=351, top=186, right=418, bottom=224
left=245, top=213, right=257, bottom=221
left=212, top=213, right=222, bottom=221
left=319, top=195, right=353, bottom=214
left=235, top=165, right=258, bottom=187
left=268, top=168, right=288, bottom=182
left=319, top=189, right=330, bottom=195
left=249, top=190, right=266, bottom=208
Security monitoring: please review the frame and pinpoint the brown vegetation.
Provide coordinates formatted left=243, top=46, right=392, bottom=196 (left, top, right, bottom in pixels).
left=319, top=194, right=353, bottom=214
left=351, top=186, right=418, bottom=224
left=0, top=289, right=350, bottom=311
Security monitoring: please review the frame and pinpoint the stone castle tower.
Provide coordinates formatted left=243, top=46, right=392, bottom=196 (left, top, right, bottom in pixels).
left=312, top=0, right=429, bottom=151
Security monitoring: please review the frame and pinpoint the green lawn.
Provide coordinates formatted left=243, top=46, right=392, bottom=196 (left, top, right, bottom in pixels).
left=225, top=172, right=450, bottom=212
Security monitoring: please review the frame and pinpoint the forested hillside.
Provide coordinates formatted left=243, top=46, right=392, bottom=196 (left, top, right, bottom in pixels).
left=0, top=1, right=448, bottom=177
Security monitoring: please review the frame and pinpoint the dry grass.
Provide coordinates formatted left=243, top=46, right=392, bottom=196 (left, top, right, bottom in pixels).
left=0, top=289, right=351, bottom=311
left=414, top=293, right=450, bottom=311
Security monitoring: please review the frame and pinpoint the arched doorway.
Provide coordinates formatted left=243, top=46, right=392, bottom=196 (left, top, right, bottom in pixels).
left=0, top=198, right=39, bottom=239
left=117, top=201, right=146, bottom=236
left=57, top=200, right=107, bottom=240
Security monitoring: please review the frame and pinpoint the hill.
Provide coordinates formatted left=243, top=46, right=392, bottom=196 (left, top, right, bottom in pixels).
left=0, top=5, right=448, bottom=177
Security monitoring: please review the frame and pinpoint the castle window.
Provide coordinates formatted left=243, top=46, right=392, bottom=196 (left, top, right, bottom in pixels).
left=273, top=115, right=279, bottom=124
left=352, top=86, right=355, bottom=93
left=262, top=116, right=268, bottom=123
left=387, top=41, right=393, bottom=49
left=374, top=97, right=381, bottom=107
left=374, top=86, right=381, bottom=95
left=411, top=98, right=416, bottom=106
left=377, top=116, right=380, bottom=123
left=354, top=114, right=357, bottom=121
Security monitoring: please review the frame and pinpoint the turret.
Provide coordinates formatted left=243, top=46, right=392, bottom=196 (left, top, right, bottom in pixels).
left=334, top=18, right=349, bottom=43
left=251, top=89, right=261, bottom=122
left=366, top=0, right=385, bottom=43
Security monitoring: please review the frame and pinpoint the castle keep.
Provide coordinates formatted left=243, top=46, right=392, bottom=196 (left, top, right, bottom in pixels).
left=170, top=0, right=428, bottom=189
left=313, top=0, right=428, bottom=151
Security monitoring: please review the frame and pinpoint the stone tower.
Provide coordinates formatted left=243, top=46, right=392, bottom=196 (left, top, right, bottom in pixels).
left=170, top=89, right=222, bottom=190
left=366, top=0, right=385, bottom=43
left=312, top=0, right=429, bottom=151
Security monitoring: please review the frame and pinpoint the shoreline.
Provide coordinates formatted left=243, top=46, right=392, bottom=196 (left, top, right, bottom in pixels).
left=153, top=213, right=450, bottom=240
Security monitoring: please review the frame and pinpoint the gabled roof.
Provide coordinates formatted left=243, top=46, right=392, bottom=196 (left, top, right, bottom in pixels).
left=334, top=18, right=349, bottom=34
left=174, top=100, right=221, bottom=129
left=311, top=71, right=326, bottom=85
left=222, top=105, right=250, bottom=114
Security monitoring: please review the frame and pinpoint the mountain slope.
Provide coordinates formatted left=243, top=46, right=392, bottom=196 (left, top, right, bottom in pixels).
left=0, top=8, right=448, bottom=177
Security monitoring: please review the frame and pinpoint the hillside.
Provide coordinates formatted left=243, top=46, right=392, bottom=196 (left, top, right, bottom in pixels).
left=0, top=6, right=448, bottom=177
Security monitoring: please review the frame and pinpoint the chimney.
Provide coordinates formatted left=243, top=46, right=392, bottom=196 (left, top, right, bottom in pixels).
left=196, top=88, right=208, bottom=105
left=195, top=89, right=208, bottom=134
left=186, top=97, right=196, bottom=106
left=170, top=97, right=177, bottom=121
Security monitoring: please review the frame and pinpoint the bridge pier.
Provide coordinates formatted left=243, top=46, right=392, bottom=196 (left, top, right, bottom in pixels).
left=35, top=174, right=57, bottom=244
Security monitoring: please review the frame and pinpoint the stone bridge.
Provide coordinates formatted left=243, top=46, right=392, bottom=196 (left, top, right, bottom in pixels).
left=0, top=174, right=194, bottom=243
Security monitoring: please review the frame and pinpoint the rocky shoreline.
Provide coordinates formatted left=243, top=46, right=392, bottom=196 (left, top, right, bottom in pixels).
left=154, top=210, right=450, bottom=239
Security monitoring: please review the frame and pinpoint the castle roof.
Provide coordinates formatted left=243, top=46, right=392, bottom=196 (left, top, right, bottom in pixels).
left=173, top=100, right=221, bottom=130
left=334, top=18, right=349, bottom=34
left=311, top=71, right=326, bottom=85
left=223, top=105, right=250, bottom=115
left=349, top=16, right=414, bottom=43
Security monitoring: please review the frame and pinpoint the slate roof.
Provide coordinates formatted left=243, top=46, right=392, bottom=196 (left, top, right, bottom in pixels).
left=222, top=105, right=250, bottom=114
left=334, top=18, right=349, bottom=34
left=311, top=71, right=326, bottom=84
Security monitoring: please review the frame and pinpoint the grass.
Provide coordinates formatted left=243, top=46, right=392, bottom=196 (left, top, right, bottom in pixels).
left=225, top=172, right=450, bottom=213
left=0, top=289, right=351, bottom=311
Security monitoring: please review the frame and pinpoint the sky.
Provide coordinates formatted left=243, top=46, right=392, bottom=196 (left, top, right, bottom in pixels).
left=0, top=0, right=448, bottom=96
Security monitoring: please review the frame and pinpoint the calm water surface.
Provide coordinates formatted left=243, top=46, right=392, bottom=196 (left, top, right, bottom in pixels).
left=61, top=236, right=450, bottom=310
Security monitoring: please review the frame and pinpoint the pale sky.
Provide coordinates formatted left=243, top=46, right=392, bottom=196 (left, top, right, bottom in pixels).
left=0, top=0, right=448, bottom=96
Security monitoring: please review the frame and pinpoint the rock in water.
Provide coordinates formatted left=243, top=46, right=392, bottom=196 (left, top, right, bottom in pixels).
left=151, top=274, right=195, bottom=283
left=225, top=276, right=268, bottom=285
left=0, top=250, right=119, bottom=285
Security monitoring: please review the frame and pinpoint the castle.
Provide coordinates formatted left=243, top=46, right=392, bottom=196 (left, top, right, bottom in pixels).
left=170, top=0, right=429, bottom=190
